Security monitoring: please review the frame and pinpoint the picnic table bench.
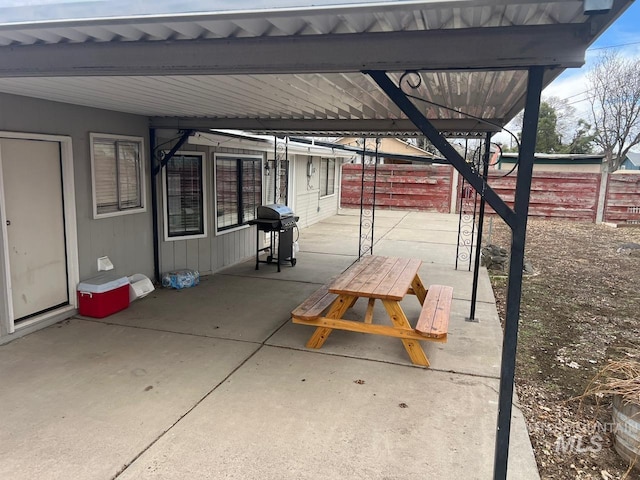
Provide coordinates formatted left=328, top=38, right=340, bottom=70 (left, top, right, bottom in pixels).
left=291, top=255, right=453, bottom=367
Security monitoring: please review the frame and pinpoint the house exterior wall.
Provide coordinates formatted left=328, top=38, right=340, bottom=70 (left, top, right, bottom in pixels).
left=336, top=137, right=432, bottom=162
left=292, top=155, right=340, bottom=229
left=156, top=136, right=262, bottom=275
left=620, top=158, right=640, bottom=171
left=0, top=92, right=153, bottom=281
left=157, top=134, right=345, bottom=275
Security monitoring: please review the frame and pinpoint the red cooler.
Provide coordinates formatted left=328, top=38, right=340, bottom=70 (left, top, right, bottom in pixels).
left=77, top=274, right=130, bottom=318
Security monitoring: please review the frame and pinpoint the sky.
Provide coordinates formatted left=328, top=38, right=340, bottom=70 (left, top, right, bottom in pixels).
left=542, top=2, right=640, bottom=115
left=487, top=2, right=640, bottom=145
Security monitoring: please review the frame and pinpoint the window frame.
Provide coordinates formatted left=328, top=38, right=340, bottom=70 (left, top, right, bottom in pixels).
left=161, top=151, right=208, bottom=242
left=90, top=133, right=146, bottom=219
left=319, top=157, right=336, bottom=198
left=213, top=153, right=263, bottom=235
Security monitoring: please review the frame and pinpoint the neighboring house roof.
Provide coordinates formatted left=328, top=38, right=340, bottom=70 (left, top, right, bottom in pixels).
left=335, top=137, right=437, bottom=159
left=626, top=151, right=640, bottom=167
left=0, top=1, right=631, bottom=136
left=499, top=153, right=605, bottom=165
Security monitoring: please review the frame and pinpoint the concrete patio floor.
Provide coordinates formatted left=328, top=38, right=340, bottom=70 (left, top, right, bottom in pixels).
left=0, top=209, right=539, bottom=479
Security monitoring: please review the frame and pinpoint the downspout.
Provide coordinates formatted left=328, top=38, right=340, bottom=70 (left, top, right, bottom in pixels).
left=149, top=128, right=160, bottom=283
left=338, top=160, right=344, bottom=211
left=273, top=137, right=278, bottom=204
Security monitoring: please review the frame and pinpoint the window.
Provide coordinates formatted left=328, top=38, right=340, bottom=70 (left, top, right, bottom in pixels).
left=91, top=133, right=145, bottom=218
left=215, top=155, right=262, bottom=232
left=163, top=152, right=206, bottom=240
left=320, top=158, right=336, bottom=197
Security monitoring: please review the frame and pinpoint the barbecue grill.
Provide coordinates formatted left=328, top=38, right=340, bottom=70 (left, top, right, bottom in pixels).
left=249, top=204, right=299, bottom=271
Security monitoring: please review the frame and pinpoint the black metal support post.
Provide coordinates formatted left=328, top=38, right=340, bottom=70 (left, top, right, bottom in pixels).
left=367, top=67, right=544, bottom=480
left=366, top=70, right=516, bottom=230
left=467, top=132, right=492, bottom=322
left=493, top=66, right=544, bottom=480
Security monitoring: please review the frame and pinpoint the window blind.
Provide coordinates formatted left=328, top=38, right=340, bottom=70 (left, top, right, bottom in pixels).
left=166, top=154, right=204, bottom=237
left=92, top=135, right=144, bottom=216
left=216, top=156, right=261, bottom=231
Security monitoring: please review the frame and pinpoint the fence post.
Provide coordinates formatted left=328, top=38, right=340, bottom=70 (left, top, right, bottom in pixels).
left=450, top=166, right=459, bottom=214
left=596, top=168, right=609, bottom=224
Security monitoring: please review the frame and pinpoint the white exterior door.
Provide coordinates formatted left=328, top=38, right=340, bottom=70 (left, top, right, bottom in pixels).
left=1, top=138, right=69, bottom=321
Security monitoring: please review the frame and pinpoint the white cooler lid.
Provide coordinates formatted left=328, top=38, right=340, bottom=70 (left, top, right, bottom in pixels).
left=77, top=274, right=129, bottom=294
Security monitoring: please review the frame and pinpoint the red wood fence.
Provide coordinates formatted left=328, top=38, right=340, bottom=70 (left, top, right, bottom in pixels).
left=484, top=171, right=601, bottom=221
left=339, top=164, right=640, bottom=225
left=340, top=164, right=452, bottom=212
left=604, top=174, right=640, bottom=225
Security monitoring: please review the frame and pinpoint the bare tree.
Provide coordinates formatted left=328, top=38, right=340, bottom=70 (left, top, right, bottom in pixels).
left=587, top=51, right=640, bottom=171
left=544, top=96, right=577, bottom=145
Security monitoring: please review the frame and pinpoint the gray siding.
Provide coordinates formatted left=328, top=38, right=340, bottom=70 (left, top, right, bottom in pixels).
left=293, top=155, right=339, bottom=229
left=0, top=92, right=153, bottom=281
left=156, top=136, right=261, bottom=275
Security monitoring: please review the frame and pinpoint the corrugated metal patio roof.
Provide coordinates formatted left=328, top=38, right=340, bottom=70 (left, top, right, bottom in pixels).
left=0, top=1, right=588, bottom=42
left=0, top=0, right=633, bottom=134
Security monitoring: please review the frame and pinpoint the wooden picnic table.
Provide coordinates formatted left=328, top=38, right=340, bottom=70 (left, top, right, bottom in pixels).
left=292, top=255, right=452, bottom=367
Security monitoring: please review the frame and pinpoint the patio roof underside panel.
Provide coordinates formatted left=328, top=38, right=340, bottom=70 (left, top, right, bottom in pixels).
left=0, top=0, right=632, bottom=134
left=0, top=71, right=531, bottom=133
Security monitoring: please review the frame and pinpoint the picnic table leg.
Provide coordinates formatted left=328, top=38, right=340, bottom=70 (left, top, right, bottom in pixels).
left=382, top=300, right=430, bottom=367
left=306, top=294, right=355, bottom=349
left=411, top=274, right=427, bottom=305
left=364, top=298, right=375, bottom=324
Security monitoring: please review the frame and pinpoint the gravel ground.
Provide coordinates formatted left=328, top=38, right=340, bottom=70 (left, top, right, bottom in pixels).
left=486, top=218, right=640, bottom=480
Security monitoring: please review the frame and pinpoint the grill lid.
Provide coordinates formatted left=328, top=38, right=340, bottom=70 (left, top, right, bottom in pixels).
left=257, top=204, right=294, bottom=220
